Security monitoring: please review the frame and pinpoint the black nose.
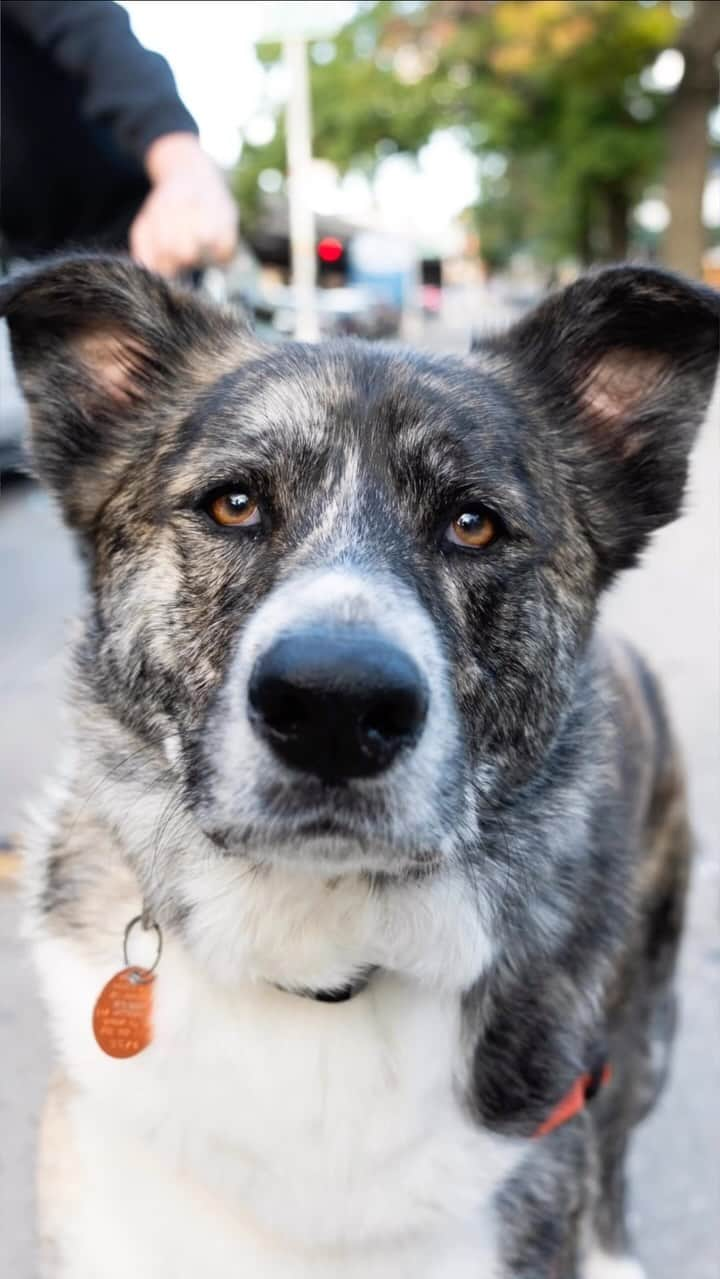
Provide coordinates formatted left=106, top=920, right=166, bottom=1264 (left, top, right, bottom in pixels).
left=248, top=628, right=428, bottom=782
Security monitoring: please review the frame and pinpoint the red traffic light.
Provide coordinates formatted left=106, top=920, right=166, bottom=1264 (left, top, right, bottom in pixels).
left=317, top=236, right=344, bottom=264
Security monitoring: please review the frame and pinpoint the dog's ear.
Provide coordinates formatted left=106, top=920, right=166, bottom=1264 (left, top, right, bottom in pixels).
left=0, top=254, right=253, bottom=529
left=484, top=266, right=719, bottom=578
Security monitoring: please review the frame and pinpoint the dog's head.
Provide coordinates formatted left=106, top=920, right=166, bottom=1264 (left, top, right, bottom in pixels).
left=3, top=258, right=717, bottom=905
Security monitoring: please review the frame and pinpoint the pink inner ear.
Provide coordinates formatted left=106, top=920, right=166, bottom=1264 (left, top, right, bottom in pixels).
left=74, top=330, right=150, bottom=407
left=580, top=349, right=668, bottom=441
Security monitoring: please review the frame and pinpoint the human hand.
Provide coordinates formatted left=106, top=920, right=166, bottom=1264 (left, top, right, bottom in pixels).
left=130, top=133, right=238, bottom=278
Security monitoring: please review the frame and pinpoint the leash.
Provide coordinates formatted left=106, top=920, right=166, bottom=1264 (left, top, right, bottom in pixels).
left=534, top=1060, right=613, bottom=1139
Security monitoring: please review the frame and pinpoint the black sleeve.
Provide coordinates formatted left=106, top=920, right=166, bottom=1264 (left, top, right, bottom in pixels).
left=3, top=0, right=198, bottom=162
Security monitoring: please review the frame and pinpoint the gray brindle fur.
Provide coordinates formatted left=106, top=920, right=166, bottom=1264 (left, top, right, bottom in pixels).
left=2, top=257, right=718, bottom=1279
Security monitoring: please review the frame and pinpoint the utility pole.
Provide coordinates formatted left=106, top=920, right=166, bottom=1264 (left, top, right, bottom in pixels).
left=284, top=36, right=318, bottom=340
left=262, top=4, right=342, bottom=338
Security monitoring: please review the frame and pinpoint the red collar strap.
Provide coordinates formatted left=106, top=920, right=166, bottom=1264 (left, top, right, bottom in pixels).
left=534, top=1062, right=612, bottom=1139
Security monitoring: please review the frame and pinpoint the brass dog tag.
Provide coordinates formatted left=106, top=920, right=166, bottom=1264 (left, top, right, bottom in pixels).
left=92, top=967, right=155, bottom=1058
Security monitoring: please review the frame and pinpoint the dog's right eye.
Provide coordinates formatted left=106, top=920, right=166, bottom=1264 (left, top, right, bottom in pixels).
left=205, top=491, right=261, bottom=528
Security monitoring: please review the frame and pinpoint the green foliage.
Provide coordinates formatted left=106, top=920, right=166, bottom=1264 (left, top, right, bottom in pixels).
left=233, top=0, right=681, bottom=262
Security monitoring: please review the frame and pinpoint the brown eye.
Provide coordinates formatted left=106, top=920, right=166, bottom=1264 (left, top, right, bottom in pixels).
left=207, top=491, right=261, bottom=528
left=447, top=509, right=497, bottom=549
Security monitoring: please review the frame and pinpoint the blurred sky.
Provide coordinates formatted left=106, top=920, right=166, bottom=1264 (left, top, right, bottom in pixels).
left=122, top=1, right=280, bottom=168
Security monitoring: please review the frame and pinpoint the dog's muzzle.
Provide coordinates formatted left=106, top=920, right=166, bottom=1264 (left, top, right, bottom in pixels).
left=248, top=626, right=428, bottom=783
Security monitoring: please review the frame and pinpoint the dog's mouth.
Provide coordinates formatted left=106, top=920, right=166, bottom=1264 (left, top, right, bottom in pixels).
left=202, top=805, right=444, bottom=878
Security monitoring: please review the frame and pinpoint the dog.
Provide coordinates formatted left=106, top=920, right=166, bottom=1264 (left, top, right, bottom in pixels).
left=2, top=256, right=717, bottom=1279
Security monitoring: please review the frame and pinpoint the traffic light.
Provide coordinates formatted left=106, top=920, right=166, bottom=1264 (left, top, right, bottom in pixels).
left=317, top=236, right=344, bottom=265
left=317, top=236, right=347, bottom=281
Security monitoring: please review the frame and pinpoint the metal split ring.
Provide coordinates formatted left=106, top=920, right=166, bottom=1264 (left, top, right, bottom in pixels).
left=123, top=914, right=163, bottom=981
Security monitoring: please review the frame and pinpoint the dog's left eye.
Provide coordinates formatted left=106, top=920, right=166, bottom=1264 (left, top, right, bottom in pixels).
left=206, top=491, right=261, bottom=528
left=445, top=508, right=497, bottom=549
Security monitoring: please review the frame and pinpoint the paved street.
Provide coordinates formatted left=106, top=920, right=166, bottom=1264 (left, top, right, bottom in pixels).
left=0, top=319, right=717, bottom=1277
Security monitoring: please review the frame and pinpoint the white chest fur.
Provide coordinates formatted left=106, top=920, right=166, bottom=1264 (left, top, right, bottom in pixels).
left=36, top=933, right=526, bottom=1279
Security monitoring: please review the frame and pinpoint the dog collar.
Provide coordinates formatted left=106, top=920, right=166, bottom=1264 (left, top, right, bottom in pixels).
left=276, top=966, right=378, bottom=1003
left=534, top=1061, right=612, bottom=1138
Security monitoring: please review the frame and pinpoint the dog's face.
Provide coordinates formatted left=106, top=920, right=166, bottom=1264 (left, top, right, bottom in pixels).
left=3, top=260, right=718, bottom=892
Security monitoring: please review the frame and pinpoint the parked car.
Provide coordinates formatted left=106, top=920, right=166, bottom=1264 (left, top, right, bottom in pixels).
left=231, top=284, right=401, bottom=341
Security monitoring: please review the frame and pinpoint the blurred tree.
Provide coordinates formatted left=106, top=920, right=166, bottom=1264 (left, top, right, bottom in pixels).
left=234, top=1, right=697, bottom=267
left=662, top=4, right=720, bottom=278
left=417, top=0, right=680, bottom=263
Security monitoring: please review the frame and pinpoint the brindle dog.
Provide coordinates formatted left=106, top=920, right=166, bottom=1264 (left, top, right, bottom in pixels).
left=2, top=257, right=717, bottom=1279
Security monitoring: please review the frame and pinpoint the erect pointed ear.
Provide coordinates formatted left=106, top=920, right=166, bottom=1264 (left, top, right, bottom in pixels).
left=0, top=254, right=255, bottom=529
left=483, top=266, right=719, bottom=579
